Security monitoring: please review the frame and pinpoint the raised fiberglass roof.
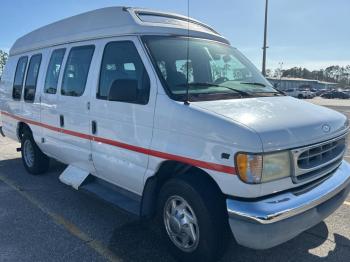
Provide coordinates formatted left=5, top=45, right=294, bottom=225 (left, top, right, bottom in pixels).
left=10, top=6, right=228, bottom=56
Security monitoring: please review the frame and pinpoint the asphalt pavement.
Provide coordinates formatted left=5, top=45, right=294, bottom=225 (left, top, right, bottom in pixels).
left=0, top=103, right=349, bottom=262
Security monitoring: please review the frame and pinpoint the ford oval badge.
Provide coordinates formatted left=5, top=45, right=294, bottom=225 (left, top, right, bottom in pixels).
left=322, top=124, right=331, bottom=133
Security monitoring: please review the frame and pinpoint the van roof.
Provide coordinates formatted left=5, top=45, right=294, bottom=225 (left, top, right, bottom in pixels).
left=10, top=6, right=229, bottom=56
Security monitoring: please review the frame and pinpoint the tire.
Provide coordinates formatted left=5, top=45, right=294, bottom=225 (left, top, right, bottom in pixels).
left=21, top=131, right=50, bottom=175
left=298, top=94, right=303, bottom=99
left=157, top=176, right=228, bottom=262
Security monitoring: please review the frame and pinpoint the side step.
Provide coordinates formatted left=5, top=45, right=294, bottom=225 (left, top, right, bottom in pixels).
left=59, top=165, right=141, bottom=216
left=80, top=177, right=141, bottom=216
left=59, top=165, right=90, bottom=190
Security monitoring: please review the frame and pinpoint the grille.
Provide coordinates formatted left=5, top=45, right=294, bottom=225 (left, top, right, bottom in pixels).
left=297, top=138, right=345, bottom=169
left=292, top=135, right=347, bottom=183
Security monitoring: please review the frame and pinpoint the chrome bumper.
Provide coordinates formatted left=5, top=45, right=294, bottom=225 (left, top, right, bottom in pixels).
left=227, top=160, right=350, bottom=249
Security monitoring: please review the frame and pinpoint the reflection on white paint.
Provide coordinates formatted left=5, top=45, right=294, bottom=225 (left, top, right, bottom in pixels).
left=237, top=113, right=256, bottom=125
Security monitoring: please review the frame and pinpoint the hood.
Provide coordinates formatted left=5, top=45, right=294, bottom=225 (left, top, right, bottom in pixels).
left=193, top=96, right=348, bottom=151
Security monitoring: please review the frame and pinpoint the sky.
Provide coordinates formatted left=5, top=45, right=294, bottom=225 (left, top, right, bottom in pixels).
left=0, top=0, right=349, bottom=71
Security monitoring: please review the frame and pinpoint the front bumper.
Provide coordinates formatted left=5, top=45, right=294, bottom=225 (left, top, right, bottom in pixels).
left=227, top=160, right=350, bottom=249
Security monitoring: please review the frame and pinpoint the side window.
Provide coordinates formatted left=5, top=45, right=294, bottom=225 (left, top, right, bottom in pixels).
left=44, top=48, right=66, bottom=94
left=98, top=41, right=150, bottom=104
left=12, top=56, right=28, bottom=100
left=24, top=54, right=42, bottom=102
left=61, top=45, right=95, bottom=97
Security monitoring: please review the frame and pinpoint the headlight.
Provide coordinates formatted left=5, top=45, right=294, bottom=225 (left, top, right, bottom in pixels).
left=236, top=151, right=291, bottom=184
left=262, top=151, right=291, bottom=182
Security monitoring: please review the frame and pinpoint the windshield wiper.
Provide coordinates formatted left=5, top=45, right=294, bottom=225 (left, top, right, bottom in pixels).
left=176, top=82, right=252, bottom=97
left=275, top=89, right=286, bottom=96
left=240, top=82, right=266, bottom=87
left=177, top=82, right=218, bottom=88
left=239, top=82, right=285, bottom=96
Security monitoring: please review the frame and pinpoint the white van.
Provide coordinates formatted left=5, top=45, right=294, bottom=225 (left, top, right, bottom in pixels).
left=0, top=7, right=349, bottom=262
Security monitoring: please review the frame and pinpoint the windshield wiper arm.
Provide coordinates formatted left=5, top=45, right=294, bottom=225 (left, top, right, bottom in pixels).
left=240, top=82, right=286, bottom=96
left=177, top=82, right=219, bottom=88
left=275, top=89, right=286, bottom=96
left=240, top=82, right=266, bottom=87
left=214, top=84, right=252, bottom=97
left=176, top=82, right=252, bottom=97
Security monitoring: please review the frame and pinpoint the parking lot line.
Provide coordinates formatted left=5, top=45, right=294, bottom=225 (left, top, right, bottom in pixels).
left=344, top=201, right=350, bottom=206
left=0, top=174, right=120, bottom=262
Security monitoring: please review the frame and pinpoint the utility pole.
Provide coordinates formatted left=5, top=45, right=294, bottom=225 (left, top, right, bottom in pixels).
left=262, top=0, right=269, bottom=76
left=279, top=62, right=283, bottom=89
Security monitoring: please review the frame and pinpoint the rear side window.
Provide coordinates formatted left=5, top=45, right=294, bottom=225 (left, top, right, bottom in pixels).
left=98, top=41, right=150, bottom=104
left=61, top=45, right=94, bottom=97
left=44, top=48, right=66, bottom=94
left=12, top=56, right=28, bottom=100
left=24, top=54, right=42, bottom=102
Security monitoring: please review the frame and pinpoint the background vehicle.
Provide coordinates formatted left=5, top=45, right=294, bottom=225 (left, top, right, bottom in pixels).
left=284, top=88, right=314, bottom=99
left=321, top=91, right=350, bottom=99
left=316, top=89, right=329, bottom=96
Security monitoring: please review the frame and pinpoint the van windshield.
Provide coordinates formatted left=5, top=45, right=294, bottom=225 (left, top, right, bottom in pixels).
left=143, top=36, right=278, bottom=101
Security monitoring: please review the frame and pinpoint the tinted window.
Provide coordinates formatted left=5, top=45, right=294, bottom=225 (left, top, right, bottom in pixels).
left=144, top=36, right=275, bottom=101
left=61, top=45, right=94, bottom=96
left=44, top=48, right=66, bottom=94
left=98, top=41, right=150, bottom=104
left=24, top=54, right=42, bottom=102
left=12, top=56, right=28, bottom=99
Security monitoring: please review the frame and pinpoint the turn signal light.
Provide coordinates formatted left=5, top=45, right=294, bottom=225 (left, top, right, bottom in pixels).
left=236, top=153, right=263, bottom=184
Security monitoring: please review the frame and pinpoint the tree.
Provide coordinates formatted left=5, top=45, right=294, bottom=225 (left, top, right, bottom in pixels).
left=0, top=50, right=8, bottom=77
left=267, top=64, right=350, bottom=87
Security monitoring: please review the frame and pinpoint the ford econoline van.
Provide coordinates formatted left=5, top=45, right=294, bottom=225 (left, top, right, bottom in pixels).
left=0, top=7, right=349, bottom=262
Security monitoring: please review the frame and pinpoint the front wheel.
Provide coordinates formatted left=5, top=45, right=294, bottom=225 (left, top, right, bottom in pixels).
left=163, top=195, right=200, bottom=253
left=158, top=177, right=228, bottom=262
left=21, top=131, right=50, bottom=175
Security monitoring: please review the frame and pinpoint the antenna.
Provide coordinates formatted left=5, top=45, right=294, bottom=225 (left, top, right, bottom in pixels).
left=262, top=0, right=269, bottom=76
left=184, top=0, right=190, bottom=105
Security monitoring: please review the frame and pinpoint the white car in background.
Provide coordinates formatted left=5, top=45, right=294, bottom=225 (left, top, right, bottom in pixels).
left=0, top=7, right=349, bottom=262
left=284, top=88, right=315, bottom=99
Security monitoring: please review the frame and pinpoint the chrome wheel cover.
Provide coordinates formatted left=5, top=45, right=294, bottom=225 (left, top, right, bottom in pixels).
left=164, top=195, right=199, bottom=252
left=23, top=139, right=35, bottom=167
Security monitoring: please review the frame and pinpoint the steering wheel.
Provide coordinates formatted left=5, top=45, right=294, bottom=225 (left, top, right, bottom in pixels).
left=214, top=77, right=229, bottom=84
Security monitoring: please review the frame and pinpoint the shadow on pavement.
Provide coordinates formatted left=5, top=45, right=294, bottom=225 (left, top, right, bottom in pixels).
left=0, top=157, right=349, bottom=262
left=220, top=222, right=350, bottom=262
left=106, top=213, right=350, bottom=262
left=0, top=157, right=66, bottom=175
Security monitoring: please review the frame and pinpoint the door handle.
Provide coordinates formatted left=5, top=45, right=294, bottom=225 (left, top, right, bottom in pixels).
left=59, top=115, right=64, bottom=127
left=92, top=120, right=97, bottom=135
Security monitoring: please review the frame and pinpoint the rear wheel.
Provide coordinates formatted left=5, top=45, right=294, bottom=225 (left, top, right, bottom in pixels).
left=21, top=131, right=50, bottom=174
left=158, top=176, right=228, bottom=262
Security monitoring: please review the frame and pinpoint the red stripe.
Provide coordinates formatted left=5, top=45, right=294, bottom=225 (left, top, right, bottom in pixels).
left=1, top=111, right=236, bottom=174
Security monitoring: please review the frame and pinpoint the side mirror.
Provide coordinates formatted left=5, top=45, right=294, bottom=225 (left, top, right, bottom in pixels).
left=108, top=79, right=138, bottom=103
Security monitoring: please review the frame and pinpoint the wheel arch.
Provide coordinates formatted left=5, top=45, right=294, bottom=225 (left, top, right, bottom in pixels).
left=17, top=122, right=31, bottom=142
left=140, top=160, right=224, bottom=218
